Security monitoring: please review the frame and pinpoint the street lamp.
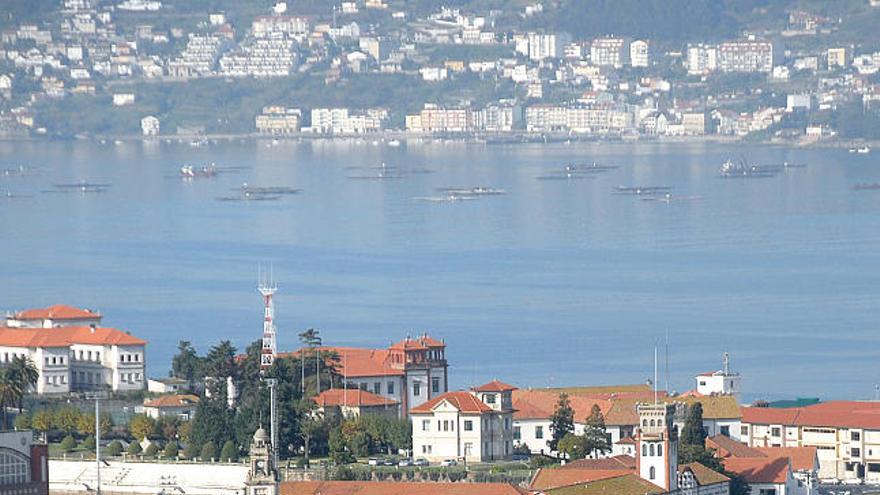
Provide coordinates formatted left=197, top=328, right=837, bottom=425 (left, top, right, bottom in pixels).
left=85, top=391, right=108, bottom=495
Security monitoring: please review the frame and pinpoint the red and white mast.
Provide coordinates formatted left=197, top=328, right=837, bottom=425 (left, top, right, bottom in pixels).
left=258, top=266, right=278, bottom=373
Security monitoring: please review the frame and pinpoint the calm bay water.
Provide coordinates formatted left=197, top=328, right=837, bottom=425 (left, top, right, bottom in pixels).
left=1, top=139, right=879, bottom=401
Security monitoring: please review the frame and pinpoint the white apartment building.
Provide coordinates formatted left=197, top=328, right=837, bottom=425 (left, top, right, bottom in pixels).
left=741, top=402, right=880, bottom=484
left=687, top=44, right=718, bottom=75
left=255, top=106, right=302, bottom=134
left=288, top=334, right=448, bottom=416
left=406, top=104, right=478, bottom=133
left=411, top=380, right=516, bottom=463
left=309, top=108, right=386, bottom=134
left=718, top=41, right=773, bottom=73
left=527, top=32, right=572, bottom=61
left=141, top=115, right=160, bottom=136
left=251, top=15, right=309, bottom=41
left=1, top=305, right=146, bottom=395
left=525, top=104, right=634, bottom=134
left=591, top=37, right=628, bottom=68
left=630, top=40, right=650, bottom=68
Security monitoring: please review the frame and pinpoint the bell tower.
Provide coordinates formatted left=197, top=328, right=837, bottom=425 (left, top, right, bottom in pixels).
left=636, top=403, right=678, bottom=491
left=246, top=426, right=278, bottom=495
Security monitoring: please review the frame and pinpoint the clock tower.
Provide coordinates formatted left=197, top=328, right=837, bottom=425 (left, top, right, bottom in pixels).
left=246, top=427, right=278, bottom=495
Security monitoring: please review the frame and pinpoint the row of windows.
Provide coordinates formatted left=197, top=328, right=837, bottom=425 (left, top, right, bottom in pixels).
left=0, top=451, right=29, bottom=486
left=120, top=353, right=141, bottom=363
left=412, top=378, right=442, bottom=397
left=44, top=375, right=66, bottom=386
left=642, top=443, right=663, bottom=457
left=45, top=356, right=66, bottom=366
left=73, top=350, right=101, bottom=362
left=421, top=419, right=475, bottom=432
left=120, top=372, right=142, bottom=383
left=641, top=418, right=665, bottom=427
left=1, top=353, right=27, bottom=363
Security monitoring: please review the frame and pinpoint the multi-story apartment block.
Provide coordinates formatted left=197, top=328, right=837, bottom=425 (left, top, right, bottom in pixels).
left=168, top=34, right=224, bottom=78
left=251, top=16, right=309, bottom=41
left=591, top=37, right=628, bottom=68
left=525, top=104, right=633, bottom=134
left=289, top=334, right=448, bottom=416
left=687, top=44, right=718, bottom=75
left=309, top=108, right=386, bottom=134
left=0, top=305, right=147, bottom=395
left=219, top=38, right=296, bottom=77
left=255, top=106, right=302, bottom=134
left=630, top=40, right=650, bottom=68
left=741, top=401, right=880, bottom=483
left=718, top=41, right=773, bottom=73
left=410, top=380, right=517, bottom=463
left=481, top=102, right=523, bottom=132
left=406, top=104, right=479, bottom=134
left=827, top=48, right=849, bottom=69
left=527, top=32, right=572, bottom=61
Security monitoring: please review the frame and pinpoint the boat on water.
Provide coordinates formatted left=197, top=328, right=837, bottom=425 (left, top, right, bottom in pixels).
left=613, top=185, right=673, bottom=195
left=641, top=193, right=702, bottom=203
left=437, top=186, right=506, bottom=196
left=387, top=139, right=402, bottom=147
left=411, top=194, right=478, bottom=203
left=180, top=164, right=218, bottom=179
left=232, top=183, right=301, bottom=195
left=52, top=180, right=111, bottom=192
left=536, top=172, right=592, bottom=181
left=719, top=158, right=778, bottom=178
left=216, top=192, right=282, bottom=202
left=566, top=162, right=619, bottom=172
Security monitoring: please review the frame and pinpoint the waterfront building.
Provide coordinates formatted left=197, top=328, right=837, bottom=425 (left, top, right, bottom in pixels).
left=141, top=115, right=160, bottom=136
left=0, top=305, right=146, bottom=394
left=255, top=106, right=302, bottom=135
left=406, top=104, right=478, bottom=134
left=741, top=401, right=880, bottom=484
left=309, top=108, right=386, bottom=134
left=0, top=430, right=48, bottom=495
left=289, top=334, right=448, bottom=416
left=410, top=380, right=517, bottom=463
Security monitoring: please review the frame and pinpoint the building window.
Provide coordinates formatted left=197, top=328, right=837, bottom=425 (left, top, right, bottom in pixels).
left=513, top=426, right=520, bottom=440
left=387, top=382, right=395, bottom=395
left=758, top=490, right=777, bottom=495
left=741, top=425, right=749, bottom=436
left=431, top=377, right=440, bottom=393
left=852, top=431, right=861, bottom=442
left=0, top=450, right=30, bottom=485
left=464, top=420, right=473, bottom=431
left=650, top=444, right=655, bottom=456
left=535, top=426, right=543, bottom=439
left=373, top=382, right=381, bottom=394
left=643, top=444, right=648, bottom=456
left=422, top=420, right=430, bottom=432
left=413, top=382, right=421, bottom=397
left=649, top=466, right=656, bottom=480
left=658, top=444, right=662, bottom=456
left=852, top=448, right=861, bottom=457
left=505, top=418, right=510, bottom=430
left=771, top=427, right=781, bottom=437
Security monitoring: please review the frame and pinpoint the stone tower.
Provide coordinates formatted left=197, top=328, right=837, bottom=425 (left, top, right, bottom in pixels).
left=245, top=426, right=278, bottom=495
left=637, top=403, right=678, bottom=491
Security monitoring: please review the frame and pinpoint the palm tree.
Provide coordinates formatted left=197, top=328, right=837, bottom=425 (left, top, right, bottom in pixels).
left=0, top=369, right=22, bottom=430
left=8, top=356, right=39, bottom=412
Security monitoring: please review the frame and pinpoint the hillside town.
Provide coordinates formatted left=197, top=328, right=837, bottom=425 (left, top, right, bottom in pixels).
left=2, top=301, right=880, bottom=495
left=0, top=0, right=879, bottom=143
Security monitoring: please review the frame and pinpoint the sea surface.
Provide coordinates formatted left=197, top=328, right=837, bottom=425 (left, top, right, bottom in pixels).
left=1, top=139, right=879, bottom=402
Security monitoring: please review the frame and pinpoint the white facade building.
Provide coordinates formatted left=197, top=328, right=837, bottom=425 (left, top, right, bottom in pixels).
left=410, top=380, right=516, bottom=463
left=630, top=40, right=650, bottom=68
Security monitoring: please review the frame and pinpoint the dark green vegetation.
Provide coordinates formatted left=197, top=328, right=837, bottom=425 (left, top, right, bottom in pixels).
left=679, top=403, right=750, bottom=495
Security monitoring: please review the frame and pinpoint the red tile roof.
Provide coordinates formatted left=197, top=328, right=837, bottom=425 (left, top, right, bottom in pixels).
left=312, top=389, right=398, bottom=408
left=283, top=347, right=403, bottom=378
left=410, top=391, right=492, bottom=414
left=280, top=481, right=526, bottom=495
left=743, top=401, right=880, bottom=430
left=473, top=380, right=518, bottom=392
left=389, top=334, right=445, bottom=350
left=144, top=394, right=199, bottom=408
left=0, top=326, right=146, bottom=347
left=13, top=304, right=100, bottom=321
left=512, top=390, right=613, bottom=423
left=706, top=435, right=766, bottom=458
left=561, top=455, right=636, bottom=471
left=757, top=447, right=818, bottom=472
left=679, top=462, right=730, bottom=486
left=529, top=468, right=633, bottom=491
left=722, top=457, right=791, bottom=484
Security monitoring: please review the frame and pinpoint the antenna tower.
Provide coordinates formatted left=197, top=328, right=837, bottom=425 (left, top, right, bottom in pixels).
left=258, top=265, right=278, bottom=374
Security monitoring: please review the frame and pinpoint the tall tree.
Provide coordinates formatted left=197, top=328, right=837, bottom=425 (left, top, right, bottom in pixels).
left=0, top=369, right=21, bottom=429
left=582, top=404, right=611, bottom=458
left=681, top=402, right=707, bottom=447
left=8, top=356, right=38, bottom=412
left=548, top=393, right=574, bottom=454
left=172, top=340, right=202, bottom=384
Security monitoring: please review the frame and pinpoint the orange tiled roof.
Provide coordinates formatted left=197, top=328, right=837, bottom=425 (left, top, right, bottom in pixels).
left=473, top=379, right=518, bottom=392
left=512, top=390, right=613, bottom=422
left=743, top=401, right=880, bottom=430
left=0, top=326, right=146, bottom=347
left=313, top=389, right=398, bottom=408
left=389, top=334, right=445, bottom=350
left=561, top=455, right=636, bottom=471
left=529, top=468, right=633, bottom=491
left=282, top=347, right=403, bottom=378
left=410, top=391, right=492, bottom=414
left=679, top=462, right=730, bottom=486
left=280, top=481, right=526, bottom=495
left=706, top=435, right=766, bottom=458
left=144, top=394, right=199, bottom=408
left=541, top=473, right=664, bottom=495
left=756, top=447, right=818, bottom=472
left=13, top=304, right=100, bottom=320
left=723, top=457, right=790, bottom=484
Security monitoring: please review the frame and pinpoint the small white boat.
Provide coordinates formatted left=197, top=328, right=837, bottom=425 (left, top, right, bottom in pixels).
left=387, top=139, right=401, bottom=147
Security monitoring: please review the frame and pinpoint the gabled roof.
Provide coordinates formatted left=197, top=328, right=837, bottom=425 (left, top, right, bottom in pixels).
left=706, top=434, right=766, bottom=458
left=722, top=457, right=791, bottom=484
left=280, top=481, right=526, bottom=495
left=313, top=389, right=398, bottom=408
left=540, top=474, right=664, bottom=495
left=529, top=468, right=633, bottom=491
left=679, top=462, right=730, bottom=486
left=12, top=304, right=100, bottom=320
left=410, top=391, right=492, bottom=415
left=757, top=447, right=818, bottom=472
left=283, top=347, right=403, bottom=377
left=0, top=326, right=146, bottom=347
left=473, top=379, right=518, bottom=393
left=512, top=390, right=613, bottom=423
left=144, top=394, right=199, bottom=408
left=561, top=455, right=636, bottom=471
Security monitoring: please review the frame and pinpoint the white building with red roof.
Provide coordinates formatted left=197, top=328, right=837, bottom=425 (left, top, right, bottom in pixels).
left=290, top=334, right=448, bottom=417
left=0, top=305, right=146, bottom=395
left=741, top=401, right=880, bottom=483
left=409, top=380, right=517, bottom=463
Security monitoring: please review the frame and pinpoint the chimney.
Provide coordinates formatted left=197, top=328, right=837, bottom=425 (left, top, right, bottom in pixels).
left=89, top=323, right=96, bottom=333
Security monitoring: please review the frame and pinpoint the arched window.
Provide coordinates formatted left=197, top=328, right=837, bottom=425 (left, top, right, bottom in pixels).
left=658, top=444, right=663, bottom=456
left=649, top=444, right=655, bottom=456
left=650, top=419, right=655, bottom=427
left=642, top=444, right=647, bottom=457
left=0, top=448, right=30, bottom=485
left=649, top=466, right=656, bottom=480
left=658, top=418, right=664, bottom=426
left=642, top=419, right=648, bottom=427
